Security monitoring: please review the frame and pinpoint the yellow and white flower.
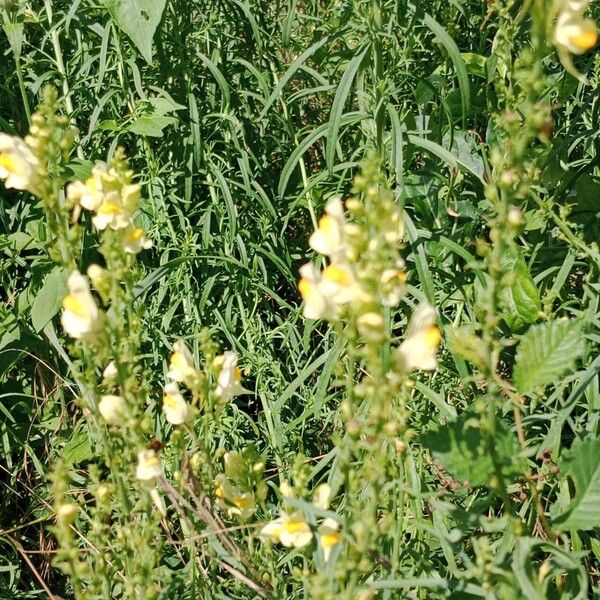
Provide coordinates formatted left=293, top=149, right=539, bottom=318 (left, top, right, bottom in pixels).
left=66, top=169, right=104, bottom=211
left=318, top=518, right=341, bottom=562
left=380, top=267, right=407, bottom=307
left=320, top=263, right=364, bottom=305
left=260, top=512, right=313, bottom=548
left=121, top=225, right=152, bottom=254
left=313, top=483, right=332, bottom=510
left=214, top=351, right=246, bottom=402
left=298, top=263, right=340, bottom=320
left=167, top=340, right=200, bottom=388
left=61, top=271, right=102, bottom=341
left=136, top=449, right=163, bottom=481
left=554, top=0, right=597, bottom=54
left=309, top=196, right=351, bottom=262
left=395, top=302, right=441, bottom=372
left=162, top=382, right=190, bottom=425
left=0, top=134, right=38, bottom=192
left=92, top=188, right=137, bottom=231
left=98, top=394, right=126, bottom=425
left=214, top=474, right=256, bottom=520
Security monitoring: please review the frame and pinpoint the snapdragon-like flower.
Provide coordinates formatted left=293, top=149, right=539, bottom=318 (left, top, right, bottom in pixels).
left=309, top=196, right=351, bottom=262
left=61, top=271, right=103, bottom=341
left=214, top=351, right=246, bottom=402
left=162, top=382, right=190, bottom=425
left=167, top=340, right=200, bottom=388
left=92, top=184, right=140, bottom=231
left=98, top=394, right=126, bottom=425
left=121, top=225, right=152, bottom=254
left=380, top=267, right=407, bottom=307
left=318, top=518, right=341, bottom=562
left=298, top=263, right=340, bottom=320
left=214, top=474, right=256, bottom=520
left=102, top=360, right=118, bottom=381
left=260, top=512, right=313, bottom=548
left=554, top=0, right=597, bottom=54
left=136, top=450, right=163, bottom=481
left=0, top=134, right=38, bottom=192
left=66, top=166, right=106, bottom=210
left=395, top=302, right=441, bottom=372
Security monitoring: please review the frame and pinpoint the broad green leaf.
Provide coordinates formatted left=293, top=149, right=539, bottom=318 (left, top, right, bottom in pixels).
left=513, top=319, right=584, bottom=395
left=62, top=428, right=93, bottom=465
left=421, top=412, right=524, bottom=487
left=553, top=436, right=600, bottom=530
left=128, top=115, right=177, bottom=137
left=500, top=249, right=540, bottom=332
left=102, top=0, right=166, bottom=64
left=30, top=268, right=67, bottom=333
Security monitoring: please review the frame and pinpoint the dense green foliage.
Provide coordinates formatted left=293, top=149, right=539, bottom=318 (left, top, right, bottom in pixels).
left=1, top=0, right=600, bottom=598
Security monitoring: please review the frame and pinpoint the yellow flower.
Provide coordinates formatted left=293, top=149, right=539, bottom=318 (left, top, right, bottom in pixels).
left=0, top=134, right=38, bottom=192
left=380, top=267, right=407, bottom=307
left=298, top=263, right=340, bottom=320
left=214, top=474, right=256, bottom=520
left=309, top=196, right=350, bottom=262
left=313, top=483, right=331, bottom=510
left=121, top=225, right=152, bottom=254
left=167, top=340, right=200, bottom=388
left=162, top=382, right=190, bottom=425
left=260, top=512, right=313, bottom=548
left=61, top=271, right=102, bottom=341
left=98, top=394, right=126, bottom=425
left=395, top=302, right=441, bottom=372
left=213, top=351, right=246, bottom=402
left=320, top=263, right=367, bottom=305
left=136, top=449, right=162, bottom=481
left=318, top=518, right=341, bottom=562
left=66, top=168, right=104, bottom=211
left=554, top=1, right=597, bottom=54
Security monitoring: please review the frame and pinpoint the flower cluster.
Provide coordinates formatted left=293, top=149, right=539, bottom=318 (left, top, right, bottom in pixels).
left=298, top=176, right=441, bottom=373
left=260, top=483, right=341, bottom=562
left=67, top=163, right=152, bottom=254
left=554, top=0, right=597, bottom=55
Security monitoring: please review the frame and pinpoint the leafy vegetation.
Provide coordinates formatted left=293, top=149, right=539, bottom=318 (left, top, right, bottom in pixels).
left=1, top=0, right=600, bottom=598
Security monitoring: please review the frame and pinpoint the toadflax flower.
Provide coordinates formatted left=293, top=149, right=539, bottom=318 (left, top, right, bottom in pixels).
left=162, top=382, right=190, bottom=425
left=298, top=263, right=340, bottom=320
left=136, top=449, right=163, bottom=481
left=214, top=351, right=246, bottom=402
left=309, top=196, right=351, bottom=262
left=98, top=394, right=126, bottom=425
left=214, top=474, right=256, bottom=520
left=167, top=340, right=200, bottom=388
left=260, top=512, right=313, bottom=548
left=395, top=302, right=441, bottom=372
left=92, top=185, right=140, bottom=231
left=61, top=271, right=103, bottom=341
left=318, top=518, right=341, bottom=562
left=554, top=0, right=597, bottom=54
left=0, top=133, right=38, bottom=192
left=121, top=225, right=152, bottom=254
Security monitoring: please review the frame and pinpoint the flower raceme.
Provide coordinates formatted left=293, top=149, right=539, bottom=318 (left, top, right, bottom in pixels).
left=554, top=0, right=598, bottom=54
left=0, top=134, right=39, bottom=192
left=61, top=271, right=103, bottom=341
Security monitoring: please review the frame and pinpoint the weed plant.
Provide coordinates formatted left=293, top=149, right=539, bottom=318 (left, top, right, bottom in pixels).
left=1, top=0, right=600, bottom=598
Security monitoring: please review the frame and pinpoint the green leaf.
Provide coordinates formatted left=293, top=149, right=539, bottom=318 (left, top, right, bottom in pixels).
left=30, top=268, right=67, bottom=333
left=513, top=319, right=584, bottom=395
left=128, top=115, right=177, bottom=137
left=500, top=249, right=541, bottom=332
left=102, top=0, right=166, bottom=64
left=62, top=427, right=93, bottom=465
left=421, top=412, right=523, bottom=487
left=553, top=436, right=600, bottom=530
